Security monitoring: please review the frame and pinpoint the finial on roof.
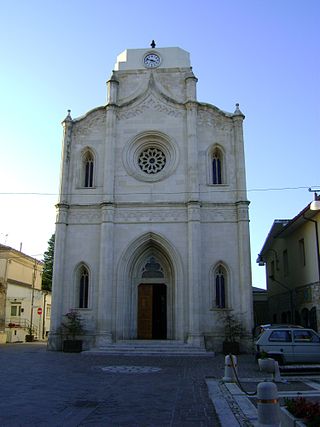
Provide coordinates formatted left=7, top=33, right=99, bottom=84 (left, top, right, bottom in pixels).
left=150, top=40, right=156, bottom=48
left=234, top=103, right=244, bottom=116
left=63, top=109, right=72, bottom=123
left=109, top=71, right=118, bottom=82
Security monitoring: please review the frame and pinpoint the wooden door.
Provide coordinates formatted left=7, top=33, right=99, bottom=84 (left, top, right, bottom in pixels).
left=152, top=284, right=167, bottom=339
left=137, top=285, right=153, bottom=339
left=137, top=284, right=167, bottom=339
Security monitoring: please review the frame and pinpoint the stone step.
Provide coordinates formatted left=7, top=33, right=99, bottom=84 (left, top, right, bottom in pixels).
left=83, top=340, right=215, bottom=356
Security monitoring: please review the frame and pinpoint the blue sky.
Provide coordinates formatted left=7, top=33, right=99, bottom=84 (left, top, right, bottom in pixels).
left=0, top=0, right=319, bottom=287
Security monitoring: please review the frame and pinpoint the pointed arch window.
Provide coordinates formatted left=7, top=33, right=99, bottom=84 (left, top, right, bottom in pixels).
left=212, top=149, right=222, bottom=184
left=215, top=265, right=226, bottom=308
left=83, top=151, right=94, bottom=188
left=79, top=265, right=89, bottom=308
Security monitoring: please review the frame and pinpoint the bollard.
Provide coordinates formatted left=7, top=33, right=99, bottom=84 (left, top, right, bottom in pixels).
left=222, top=354, right=237, bottom=382
left=273, top=361, right=282, bottom=382
left=257, top=381, right=280, bottom=427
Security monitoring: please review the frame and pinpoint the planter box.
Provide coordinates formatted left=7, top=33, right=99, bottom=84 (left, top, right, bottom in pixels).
left=62, top=340, right=83, bottom=353
left=223, top=341, right=240, bottom=355
left=280, top=407, right=306, bottom=427
left=25, top=334, right=34, bottom=342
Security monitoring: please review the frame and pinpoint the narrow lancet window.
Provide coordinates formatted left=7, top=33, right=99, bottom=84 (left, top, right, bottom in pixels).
left=79, top=266, right=89, bottom=308
left=215, top=265, right=226, bottom=308
left=212, top=150, right=222, bottom=184
left=83, top=152, right=94, bottom=187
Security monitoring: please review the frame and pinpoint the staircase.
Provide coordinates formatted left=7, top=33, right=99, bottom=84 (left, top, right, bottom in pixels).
left=84, top=340, right=215, bottom=356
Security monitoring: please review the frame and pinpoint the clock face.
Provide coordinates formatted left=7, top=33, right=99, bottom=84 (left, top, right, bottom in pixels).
left=143, top=53, right=161, bottom=68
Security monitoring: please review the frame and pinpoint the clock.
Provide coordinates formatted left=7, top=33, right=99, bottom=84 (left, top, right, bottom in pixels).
left=143, top=53, right=161, bottom=68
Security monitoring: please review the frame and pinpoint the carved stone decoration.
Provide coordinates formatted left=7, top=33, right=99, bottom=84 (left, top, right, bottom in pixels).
left=198, top=108, right=232, bottom=133
left=198, top=109, right=215, bottom=127
left=201, top=208, right=237, bottom=222
left=141, top=256, right=164, bottom=278
left=187, top=202, right=201, bottom=221
left=56, top=204, right=69, bottom=224
left=117, top=94, right=184, bottom=121
left=100, top=203, right=115, bottom=223
left=236, top=202, right=250, bottom=221
left=115, top=208, right=187, bottom=223
left=67, top=208, right=101, bottom=224
left=72, top=109, right=106, bottom=142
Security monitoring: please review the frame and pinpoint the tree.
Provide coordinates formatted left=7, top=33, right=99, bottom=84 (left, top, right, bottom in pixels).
left=42, top=234, right=55, bottom=291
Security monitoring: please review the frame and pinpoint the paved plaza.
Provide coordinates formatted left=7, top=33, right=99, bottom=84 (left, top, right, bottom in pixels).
left=2, top=343, right=320, bottom=426
left=0, top=343, right=259, bottom=426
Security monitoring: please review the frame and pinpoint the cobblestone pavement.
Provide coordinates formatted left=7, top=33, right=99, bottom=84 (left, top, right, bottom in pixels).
left=0, top=342, right=265, bottom=427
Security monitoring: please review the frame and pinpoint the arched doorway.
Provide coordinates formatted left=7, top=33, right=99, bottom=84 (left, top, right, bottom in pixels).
left=116, top=232, right=185, bottom=341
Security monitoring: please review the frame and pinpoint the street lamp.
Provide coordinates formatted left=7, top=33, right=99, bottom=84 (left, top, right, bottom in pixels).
left=309, top=188, right=320, bottom=211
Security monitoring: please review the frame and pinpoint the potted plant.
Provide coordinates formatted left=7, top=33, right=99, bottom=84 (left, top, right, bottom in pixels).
left=25, top=326, right=34, bottom=342
left=281, top=397, right=320, bottom=426
left=60, top=310, right=85, bottom=353
left=221, top=313, right=244, bottom=355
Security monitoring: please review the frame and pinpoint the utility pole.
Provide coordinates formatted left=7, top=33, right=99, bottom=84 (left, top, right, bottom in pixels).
left=30, top=259, right=37, bottom=338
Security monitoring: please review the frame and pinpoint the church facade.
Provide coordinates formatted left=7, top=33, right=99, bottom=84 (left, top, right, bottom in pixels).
left=48, top=45, right=253, bottom=352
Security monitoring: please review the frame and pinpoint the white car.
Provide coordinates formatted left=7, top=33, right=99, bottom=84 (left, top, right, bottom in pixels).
left=255, top=327, right=320, bottom=364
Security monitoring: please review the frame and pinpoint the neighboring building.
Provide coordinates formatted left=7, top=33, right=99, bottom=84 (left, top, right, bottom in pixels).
left=257, top=203, right=320, bottom=331
left=49, top=44, right=253, bottom=352
left=0, top=244, right=51, bottom=343
left=252, top=286, right=269, bottom=327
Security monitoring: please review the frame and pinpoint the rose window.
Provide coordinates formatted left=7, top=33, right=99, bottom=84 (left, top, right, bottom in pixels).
left=123, top=131, right=178, bottom=182
left=138, top=148, right=166, bottom=174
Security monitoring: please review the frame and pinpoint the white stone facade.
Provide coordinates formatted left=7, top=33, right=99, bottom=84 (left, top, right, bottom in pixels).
left=48, top=46, right=253, bottom=352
